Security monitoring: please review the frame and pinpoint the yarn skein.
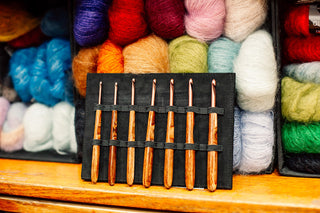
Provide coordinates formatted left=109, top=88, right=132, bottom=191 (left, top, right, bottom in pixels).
left=108, top=0, right=148, bottom=46
left=169, top=35, right=208, bottom=73
left=224, top=0, right=268, bottom=42
left=52, top=102, right=77, bottom=155
left=72, top=45, right=100, bottom=97
left=233, top=107, right=242, bottom=170
left=145, top=0, right=185, bottom=40
left=185, top=0, right=225, bottom=42
left=0, top=102, right=27, bottom=152
left=286, top=153, right=320, bottom=174
left=234, top=30, right=278, bottom=112
left=8, top=26, right=48, bottom=49
left=23, top=103, right=53, bottom=152
left=74, top=0, right=111, bottom=46
left=283, top=36, right=320, bottom=63
left=283, top=62, right=320, bottom=84
left=281, top=77, right=320, bottom=123
left=97, top=40, right=124, bottom=73
left=282, top=121, right=320, bottom=154
left=0, top=1, right=40, bottom=42
left=0, top=97, right=10, bottom=128
left=123, top=34, right=170, bottom=74
left=208, top=37, right=241, bottom=73
left=238, top=110, right=274, bottom=174
left=40, top=7, right=70, bottom=38
left=284, top=5, right=311, bottom=37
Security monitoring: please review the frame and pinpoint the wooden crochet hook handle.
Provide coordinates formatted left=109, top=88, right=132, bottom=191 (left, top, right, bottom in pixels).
left=108, top=82, right=118, bottom=186
left=91, top=81, right=102, bottom=184
left=127, top=79, right=136, bottom=186
left=164, top=79, right=174, bottom=189
left=185, top=79, right=195, bottom=191
left=142, top=79, right=156, bottom=188
left=207, top=79, right=218, bottom=192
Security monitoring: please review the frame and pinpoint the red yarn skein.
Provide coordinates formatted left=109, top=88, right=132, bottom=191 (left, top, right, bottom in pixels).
left=8, top=26, right=48, bottom=48
left=284, top=5, right=310, bottom=37
left=145, top=0, right=185, bottom=40
left=108, top=0, right=148, bottom=46
left=284, top=36, right=320, bottom=63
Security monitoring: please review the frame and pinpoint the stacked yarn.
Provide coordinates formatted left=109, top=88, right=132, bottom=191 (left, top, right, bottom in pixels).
left=233, top=107, right=241, bottom=170
left=283, top=62, right=320, bottom=84
left=283, top=5, right=310, bottom=37
left=0, top=97, right=10, bottom=129
left=169, top=35, right=208, bottom=73
left=145, top=0, right=185, bottom=40
left=97, top=40, right=124, bottom=73
left=72, top=45, right=100, bottom=97
left=124, top=34, right=169, bottom=74
left=23, top=102, right=77, bottom=154
left=234, top=30, right=278, bottom=112
left=286, top=154, right=320, bottom=174
left=108, top=0, right=148, bottom=46
left=184, top=0, right=225, bottom=42
left=224, top=0, right=268, bottom=42
left=40, top=7, right=70, bottom=38
left=74, top=0, right=111, bottom=46
left=9, top=38, right=73, bottom=106
left=8, top=26, right=48, bottom=49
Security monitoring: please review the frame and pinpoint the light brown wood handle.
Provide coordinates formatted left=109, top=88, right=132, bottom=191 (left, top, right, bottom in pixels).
left=91, top=110, right=102, bottom=184
left=143, top=111, right=155, bottom=188
left=185, top=111, right=195, bottom=191
left=207, top=113, right=218, bottom=192
left=164, top=111, right=174, bottom=189
left=108, top=110, right=117, bottom=186
left=127, top=110, right=135, bottom=186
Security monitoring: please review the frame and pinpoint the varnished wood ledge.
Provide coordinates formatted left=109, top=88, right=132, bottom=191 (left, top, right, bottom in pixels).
left=0, top=159, right=319, bottom=212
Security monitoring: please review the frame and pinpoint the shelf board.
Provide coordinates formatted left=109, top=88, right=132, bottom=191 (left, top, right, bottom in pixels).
left=0, top=159, right=319, bottom=212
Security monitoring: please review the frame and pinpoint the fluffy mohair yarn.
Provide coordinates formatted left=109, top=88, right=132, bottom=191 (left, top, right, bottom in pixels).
left=208, top=37, right=241, bottom=73
left=284, top=5, right=310, bottom=37
left=52, top=102, right=77, bottom=155
left=234, top=30, right=278, bottom=112
left=233, top=107, right=242, bottom=170
left=282, top=121, right=320, bottom=154
left=283, top=62, right=320, bottom=84
left=74, top=0, right=111, bottom=46
left=185, top=0, right=225, bottom=42
left=72, top=45, right=100, bottom=97
left=145, top=0, right=185, bottom=40
left=169, top=35, right=208, bottom=73
left=23, top=103, right=53, bottom=152
left=123, top=34, right=170, bottom=74
left=108, top=0, right=148, bottom=46
left=281, top=77, right=320, bottom=123
left=224, top=0, right=268, bottom=42
left=40, top=7, right=70, bottom=38
left=286, top=153, right=320, bottom=174
left=0, top=102, right=27, bottom=152
left=97, top=40, right=124, bottom=73
left=8, top=26, right=48, bottom=49
left=238, top=110, right=274, bottom=174
left=0, top=97, right=10, bottom=128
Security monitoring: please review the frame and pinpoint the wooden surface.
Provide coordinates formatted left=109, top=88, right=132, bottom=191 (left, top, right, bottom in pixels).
left=0, top=159, right=320, bottom=212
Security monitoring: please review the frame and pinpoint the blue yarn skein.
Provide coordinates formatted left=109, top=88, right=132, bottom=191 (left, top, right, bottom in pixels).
left=233, top=107, right=242, bottom=170
left=283, top=62, right=320, bottom=84
left=40, top=7, right=70, bottom=38
left=9, top=47, right=37, bottom=102
left=208, top=37, right=241, bottom=73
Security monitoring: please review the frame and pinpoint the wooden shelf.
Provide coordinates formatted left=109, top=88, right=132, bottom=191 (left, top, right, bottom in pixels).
left=0, top=159, right=319, bottom=212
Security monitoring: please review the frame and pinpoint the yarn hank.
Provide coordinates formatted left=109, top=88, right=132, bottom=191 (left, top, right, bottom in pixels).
left=97, top=40, right=124, bottom=73
left=8, top=26, right=48, bottom=48
left=40, top=7, right=70, bottom=38
left=284, top=5, right=310, bottom=37
left=233, top=107, right=242, bottom=170
left=283, top=62, right=320, bottom=84
left=286, top=153, right=320, bottom=174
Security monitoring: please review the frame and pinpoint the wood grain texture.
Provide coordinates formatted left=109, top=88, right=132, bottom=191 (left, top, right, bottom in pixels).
left=0, top=159, right=320, bottom=212
left=91, top=109, right=102, bottom=184
left=109, top=110, right=118, bottom=186
left=127, top=110, right=136, bottom=186
left=185, top=111, right=195, bottom=191
left=207, top=112, right=218, bottom=192
left=164, top=111, right=174, bottom=189
left=142, top=111, right=155, bottom=188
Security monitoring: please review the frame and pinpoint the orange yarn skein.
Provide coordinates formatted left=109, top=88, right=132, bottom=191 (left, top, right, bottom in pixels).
left=97, top=40, right=124, bottom=73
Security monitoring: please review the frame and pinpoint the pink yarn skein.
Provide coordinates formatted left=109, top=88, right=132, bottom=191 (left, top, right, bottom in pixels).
left=0, top=97, right=10, bottom=128
left=184, top=0, right=225, bottom=42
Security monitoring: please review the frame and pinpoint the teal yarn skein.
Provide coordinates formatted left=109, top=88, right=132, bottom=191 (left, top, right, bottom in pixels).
left=208, top=37, right=241, bottom=73
left=283, top=62, right=320, bottom=84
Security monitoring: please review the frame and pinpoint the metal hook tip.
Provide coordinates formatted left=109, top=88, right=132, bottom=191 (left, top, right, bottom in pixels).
left=212, top=79, right=216, bottom=87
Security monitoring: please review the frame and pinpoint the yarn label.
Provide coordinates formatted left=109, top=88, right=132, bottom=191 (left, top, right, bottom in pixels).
left=309, top=4, right=320, bottom=34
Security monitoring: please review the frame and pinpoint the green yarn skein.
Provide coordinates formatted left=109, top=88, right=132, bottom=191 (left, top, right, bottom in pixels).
left=169, top=35, right=208, bottom=73
left=282, top=121, right=320, bottom=153
left=281, top=76, right=320, bottom=123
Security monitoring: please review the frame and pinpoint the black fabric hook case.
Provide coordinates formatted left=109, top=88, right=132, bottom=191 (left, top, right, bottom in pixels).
left=81, top=73, right=235, bottom=189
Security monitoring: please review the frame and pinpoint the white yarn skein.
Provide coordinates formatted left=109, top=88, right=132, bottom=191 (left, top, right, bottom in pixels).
left=224, top=0, right=268, bottom=42
left=233, top=107, right=242, bottom=170
left=234, top=30, right=278, bottom=112
left=283, top=62, right=320, bottom=84
left=52, top=102, right=77, bottom=155
left=23, top=103, right=53, bottom=152
left=3, top=102, right=27, bottom=131
left=238, top=110, right=274, bottom=174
